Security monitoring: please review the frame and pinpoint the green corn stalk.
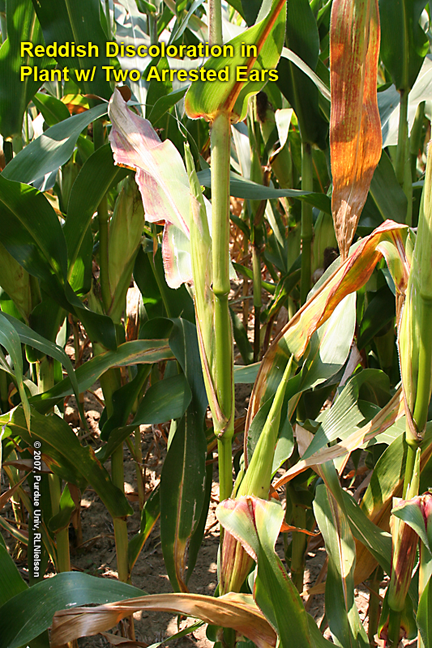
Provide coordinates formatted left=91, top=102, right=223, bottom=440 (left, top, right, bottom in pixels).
left=220, top=355, right=296, bottom=593
left=93, top=137, right=144, bottom=586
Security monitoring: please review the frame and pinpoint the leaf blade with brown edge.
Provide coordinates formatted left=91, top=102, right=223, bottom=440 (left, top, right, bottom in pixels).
left=246, top=220, right=409, bottom=432
left=330, top=0, right=382, bottom=260
left=50, top=592, right=277, bottom=648
left=184, top=0, right=286, bottom=123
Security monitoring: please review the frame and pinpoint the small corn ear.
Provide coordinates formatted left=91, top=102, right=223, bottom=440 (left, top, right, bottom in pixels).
left=107, top=175, right=144, bottom=322
left=398, top=141, right=432, bottom=443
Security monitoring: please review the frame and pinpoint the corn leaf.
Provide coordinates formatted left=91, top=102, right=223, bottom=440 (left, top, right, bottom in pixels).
left=51, top=592, right=277, bottom=648
left=0, top=572, right=144, bottom=648
left=417, top=576, right=432, bottom=647
left=379, top=0, right=429, bottom=92
left=217, top=497, right=334, bottom=647
left=246, top=221, right=409, bottom=431
left=30, top=339, right=174, bottom=413
left=2, top=103, right=107, bottom=184
left=109, top=89, right=193, bottom=289
left=32, top=0, right=115, bottom=99
left=0, top=314, right=30, bottom=429
left=160, top=318, right=208, bottom=591
left=0, top=406, right=133, bottom=519
left=273, top=388, right=405, bottom=489
left=314, top=484, right=369, bottom=648
left=196, top=168, right=332, bottom=213
left=0, top=174, right=67, bottom=284
left=330, top=0, right=382, bottom=260
left=277, top=0, right=328, bottom=148
left=0, top=542, right=27, bottom=608
left=65, top=144, right=129, bottom=284
left=0, top=311, right=85, bottom=426
left=0, top=0, right=54, bottom=138
left=184, top=0, right=286, bottom=122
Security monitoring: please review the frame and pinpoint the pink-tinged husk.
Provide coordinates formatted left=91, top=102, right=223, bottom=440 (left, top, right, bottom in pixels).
left=220, top=529, right=255, bottom=595
left=388, top=513, right=419, bottom=612
left=330, top=0, right=382, bottom=260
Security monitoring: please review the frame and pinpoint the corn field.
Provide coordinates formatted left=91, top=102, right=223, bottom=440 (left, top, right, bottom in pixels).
left=1, top=0, right=432, bottom=646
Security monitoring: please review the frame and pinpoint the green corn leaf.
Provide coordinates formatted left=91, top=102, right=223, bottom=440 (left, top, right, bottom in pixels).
left=418, top=575, right=432, bottom=647
left=98, top=374, right=193, bottom=461
left=369, top=151, right=408, bottom=224
left=0, top=0, right=55, bottom=138
left=277, top=0, right=328, bottom=148
left=0, top=241, right=33, bottom=321
left=0, top=314, right=30, bottom=429
left=0, top=572, right=144, bottom=648
left=32, top=0, right=115, bottom=99
left=128, top=486, right=160, bottom=572
left=48, top=484, right=76, bottom=534
left=160, top=318, right=207, bottom=591
left=32, top=92, right=71, bottom=127
left=379, top=55, right=432, bottom=147
left=0, top=310, right=85, bottom=425
left=379, top=0, right=429, bottom=91
left=184, top=0, right=287, bottom=122
left=2, top=103, right=107, bottom=184
left=197, top=168, right=331, bottom=213
left=1, top=406, right=133, bottom=519
left=65, top=143, right=129, bottom=283
left=314, top=484, right=369, bottom=648
left=217, top=497, right=334, bottom=647
left=0, top=174, right=67, bottom=284
left=30, top=339, right=175, bottom=413
left=0, top=540, right=27, bottom=608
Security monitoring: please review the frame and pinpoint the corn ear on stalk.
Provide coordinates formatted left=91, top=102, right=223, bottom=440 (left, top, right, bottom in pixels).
left=399, top=141, right=432, bottom=445
left=107, top=175, right=144, bottom=322
left=0, top=241, right=34, bottom=321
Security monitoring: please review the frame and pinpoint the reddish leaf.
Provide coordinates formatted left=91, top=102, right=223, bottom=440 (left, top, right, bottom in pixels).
left=330, top=0, right=382, bottom=260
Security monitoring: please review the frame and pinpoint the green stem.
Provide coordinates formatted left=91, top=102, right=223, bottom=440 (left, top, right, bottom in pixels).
left=40, top=358, right=70, bottom=572
left=98, top=362, right=129, bottom=582
left=387, top=609, right=402, bottom=647
left=300, top=142, right=314, bottom=304
left=112, top=444, right=129, bottom=583
left=0, top=369, right=8, bottom=412
left=93, top=119, right=111, bottom=312
left=402, top=443, right=417, bottom=499
left=209, top=0, right=222, bottom=46
left=410, top=101, right=425, bottom=181
left=252, top=244, right=262, bottom=362
left=396, top=90, right=413, bottom=226
left=289, top=495, right=307, bottom=592
left=368, top=566, right=383, bottom=645
left=3, top=140, right=13, bottom=165
left=211, top=112, right=235, bottom=502
left=396, top=91, right=408, bottom=186
left=105, top=0, right=111, bottom=40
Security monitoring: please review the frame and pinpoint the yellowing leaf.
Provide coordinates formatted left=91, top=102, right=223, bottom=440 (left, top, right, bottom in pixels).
left=247, top=220, right=409, bottom=429
left=330, top=0, right=382, bottom=260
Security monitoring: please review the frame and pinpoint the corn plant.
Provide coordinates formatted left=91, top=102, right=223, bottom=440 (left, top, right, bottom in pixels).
left=1, top=1, right=432, bottom=648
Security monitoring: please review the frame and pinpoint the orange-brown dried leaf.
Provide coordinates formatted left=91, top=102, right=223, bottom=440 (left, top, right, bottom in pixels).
left=330, top=0, right=382, bottom=260
left=51, top=593, right=277, bottom=648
